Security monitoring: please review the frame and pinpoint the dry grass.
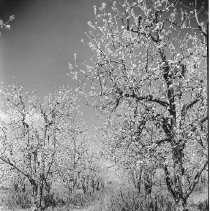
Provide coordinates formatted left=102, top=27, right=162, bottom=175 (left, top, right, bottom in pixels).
left=0, top=182, right=208, bottom=211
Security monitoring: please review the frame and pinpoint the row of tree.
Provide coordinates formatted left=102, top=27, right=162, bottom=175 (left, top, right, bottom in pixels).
left=0, top=84, right=104, bottom=210
left=0, top=0, right=208, bottom=211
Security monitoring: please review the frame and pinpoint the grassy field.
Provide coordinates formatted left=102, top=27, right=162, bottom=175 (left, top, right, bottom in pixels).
left=0, top=182, right=208, bottom=211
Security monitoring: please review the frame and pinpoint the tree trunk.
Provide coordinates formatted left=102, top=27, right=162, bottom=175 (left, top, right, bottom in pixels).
left=29, top=178, right=38, bottom=205
left=39, top=180, right=44, bottom=211
left=172, top=142, right=188, bottom=211
left=175, top=198, right=188, bottom=211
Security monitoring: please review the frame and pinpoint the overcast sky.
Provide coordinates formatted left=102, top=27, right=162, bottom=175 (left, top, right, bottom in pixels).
left=0, top=0, right=104, bottom=126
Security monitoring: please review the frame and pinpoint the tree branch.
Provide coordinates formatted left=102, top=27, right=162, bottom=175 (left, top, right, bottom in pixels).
left=124, top=92, right=169, bottom=108
left=181, top=98, right=200, bottom=118
left=186, top=160, right=208, bottom=199
left=161, top=117, right=172, bottom=136
left=190, top=116, right=208, bottom=132
left=111, top=85, right=169, bottom=111
left=0, top=156, right=29, bottom=179
left=164, top=164, right=177, bottom=200
left=194, top=8, right=208, bottom=39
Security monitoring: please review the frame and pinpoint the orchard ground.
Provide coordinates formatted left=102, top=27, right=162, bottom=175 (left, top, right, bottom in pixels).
left=0, top=179, right=208, bottom=211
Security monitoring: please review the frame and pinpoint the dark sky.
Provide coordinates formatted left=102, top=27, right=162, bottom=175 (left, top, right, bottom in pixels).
left=0, top=0, right=103, bottom=126
left=0, top=0, right=94, bottom=93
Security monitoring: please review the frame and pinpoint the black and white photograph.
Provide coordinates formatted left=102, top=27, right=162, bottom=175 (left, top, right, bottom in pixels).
left=0, top=0, right=208, bottom=210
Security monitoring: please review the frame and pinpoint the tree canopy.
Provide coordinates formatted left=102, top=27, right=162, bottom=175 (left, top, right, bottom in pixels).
left=69, top=0, right=208, bottom=210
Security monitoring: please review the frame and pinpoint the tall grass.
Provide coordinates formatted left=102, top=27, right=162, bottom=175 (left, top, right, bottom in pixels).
left=1, top=190, right=32, bottom=210
left=0, top=183, right=208, bottom=211
left=94, top=187, right=209, bottom=211
left=94, top=189, right=176, bottom=211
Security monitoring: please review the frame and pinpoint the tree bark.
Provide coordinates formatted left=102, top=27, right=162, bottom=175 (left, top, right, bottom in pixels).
left=172, top=141, right=188, bottom=211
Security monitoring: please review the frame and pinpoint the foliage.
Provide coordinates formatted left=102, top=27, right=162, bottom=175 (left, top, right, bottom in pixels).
left=0, top=83, right=84, bottom=209
left=56, top=125, right=105, bottom=205
left=69, top=0, right=208, bottom=210
left=0, top=83, right=106, bottom=210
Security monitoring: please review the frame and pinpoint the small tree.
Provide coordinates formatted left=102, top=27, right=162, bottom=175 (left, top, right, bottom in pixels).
left=69, top=1, right=208, bottom=210
left=57, top=132, right=88, bottom=199
left=0, top=83, right=81, bottom=210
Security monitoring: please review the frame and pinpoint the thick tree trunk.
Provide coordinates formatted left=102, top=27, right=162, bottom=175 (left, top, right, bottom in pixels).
left=29, top=178, right=38, bottom=204
left=172, top=142, right=188, bottom=211
left=29, top=178, right=45, bottom=211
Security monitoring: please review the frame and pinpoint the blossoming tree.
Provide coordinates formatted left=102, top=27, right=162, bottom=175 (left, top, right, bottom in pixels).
left=69, top=0, right=208, bottom=210
left=0, top=84, right=83, bottom=209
